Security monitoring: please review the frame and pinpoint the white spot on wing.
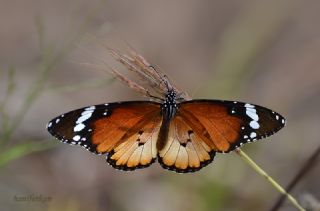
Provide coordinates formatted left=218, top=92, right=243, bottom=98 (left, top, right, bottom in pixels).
left=76, top=113, right=92, bottom=124
left=245, top=103, right=254, bottom=108
left=244, top=104, right=260, bottom=129
left=74, top=123, right=85, bottom=132
left=250, top=121, right=260, bottom=129
left=85, top=106, right=96, bottom=111
left=73, top=135, right=81, bottom=141
left=56, top=118, right=60, bottom=123
left=250, top=132, right=257, bottom=138
left=47, top=122, right=52, bottom=128
left=76, top=107, right=96, bottom=126
left=246, top=109, right=259, bottom=121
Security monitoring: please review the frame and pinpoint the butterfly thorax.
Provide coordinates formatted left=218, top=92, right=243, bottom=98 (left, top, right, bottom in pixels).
left=161, top=89, right=178, bottom=120
left=157, top=90, right=179, bottom=150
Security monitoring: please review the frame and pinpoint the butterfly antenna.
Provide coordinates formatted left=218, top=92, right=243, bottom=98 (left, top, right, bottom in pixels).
left=149, top=65, right=172, bottom=92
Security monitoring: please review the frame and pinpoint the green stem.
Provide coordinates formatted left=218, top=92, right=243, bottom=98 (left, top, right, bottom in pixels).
left=235, top=149, right=305, bottom=211
left=0, top=140, right=57, bottom=167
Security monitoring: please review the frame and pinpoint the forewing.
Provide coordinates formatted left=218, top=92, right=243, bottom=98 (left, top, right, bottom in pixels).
left=47, top=101, right=162, bottom=170
left=177, top=100, right=286, bottom=153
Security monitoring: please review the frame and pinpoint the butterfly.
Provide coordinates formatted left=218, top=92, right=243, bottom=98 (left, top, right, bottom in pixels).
left=47, top=88, right=286, bottom=173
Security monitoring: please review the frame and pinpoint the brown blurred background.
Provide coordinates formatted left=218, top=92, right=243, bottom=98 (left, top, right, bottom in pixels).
left=0, top=0, right=320, bottom=210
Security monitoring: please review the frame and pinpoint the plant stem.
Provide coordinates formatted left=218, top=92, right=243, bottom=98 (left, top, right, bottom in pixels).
left=270, top=144, right=320, bottom=211
left=0, top=140, right=57, bottom=167
left=235, top=149, right=305, bottom=211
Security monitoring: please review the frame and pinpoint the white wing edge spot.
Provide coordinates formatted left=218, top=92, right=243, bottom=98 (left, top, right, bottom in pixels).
left=85, top=106, right=96, bottom=111
left=250, top=132, right=257, bottom=138
left=47, top=122, right=52, bottom=128
left=73, top=135, right=81, bottom=141
left=245, top=103, right=254, bottom=108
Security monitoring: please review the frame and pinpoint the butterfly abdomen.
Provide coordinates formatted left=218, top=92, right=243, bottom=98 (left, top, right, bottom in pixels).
left=157, top=118, right=170, bottom=151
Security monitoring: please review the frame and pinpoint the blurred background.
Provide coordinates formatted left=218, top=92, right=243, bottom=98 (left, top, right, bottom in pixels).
left=0, top=0, right=319, bottom=210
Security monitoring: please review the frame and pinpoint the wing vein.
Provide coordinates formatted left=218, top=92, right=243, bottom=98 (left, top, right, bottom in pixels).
left=207, top=118, right=230, bottom=143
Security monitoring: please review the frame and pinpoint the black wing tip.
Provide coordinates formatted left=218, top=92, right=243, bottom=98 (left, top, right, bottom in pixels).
left=106, top=150, right=156, bottom=171
left=47, top=126, right=101, bottom=155
left=46, top=110, right=103, bottom=154
left=219, top=117, right=286, bottom=154
left=157, top=151, right=216, bottom=173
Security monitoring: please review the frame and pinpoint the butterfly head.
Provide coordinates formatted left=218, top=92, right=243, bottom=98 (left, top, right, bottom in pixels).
left=165, top=89, right=176, bottom=101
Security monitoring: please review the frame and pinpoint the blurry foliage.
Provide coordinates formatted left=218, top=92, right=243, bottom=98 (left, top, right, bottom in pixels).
left=199, top=1, right=305, bottom=210
left=202, top=0, right=300, bottom=99
left=196, top=180, right=230, bottom=211
left=0, top=18, right=71, bottom=167
left=0, top=1, right=114, bottom=169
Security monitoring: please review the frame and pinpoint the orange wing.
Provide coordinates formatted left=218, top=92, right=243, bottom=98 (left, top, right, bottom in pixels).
left=158, top=115, right=215, bottom=173
left=105, top=111, right=162, bottom=170
left=179, top=100, right=285, bottom=153
left=47, top=102, right=162, bottom=170
left=158, top=100, right=285, bottom=173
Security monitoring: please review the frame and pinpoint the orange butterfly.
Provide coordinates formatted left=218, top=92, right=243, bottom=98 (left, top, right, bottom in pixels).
left=47, top=88, right=285, bottom=173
